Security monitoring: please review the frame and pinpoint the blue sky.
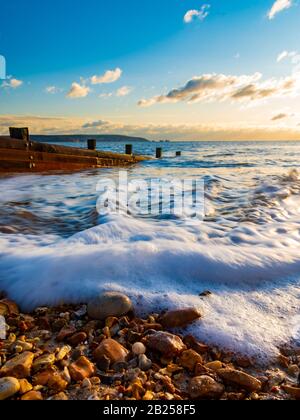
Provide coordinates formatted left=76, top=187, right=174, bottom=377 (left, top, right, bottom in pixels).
left=1, top=0, right=300, bottom=140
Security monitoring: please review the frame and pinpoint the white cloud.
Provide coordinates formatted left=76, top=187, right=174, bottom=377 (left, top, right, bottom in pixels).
left=66, top=82, right=90, bottom=99
left=45, top=86, right=62, bottom=94
left=138, top=72, right=300, bottom=107
left=268, top=0, right=293, bottom=20
left=91, top=68, right=122, bottom=85
left=116, top=86, right=132, bottom=97
left=82, top=119, right=109, bottom=129
left=277, top=50, right=300, bottom=66
left=184, top=5, right=210, bottom=23
left=99, top=92, right=113, bottom=99
left=1, top=77, right=23, bottom=89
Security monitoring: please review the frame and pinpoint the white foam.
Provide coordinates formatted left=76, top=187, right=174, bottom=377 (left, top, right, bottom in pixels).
left=1, top=168, right=300, bottom=361
left=0, top=206, right=300, bottom=361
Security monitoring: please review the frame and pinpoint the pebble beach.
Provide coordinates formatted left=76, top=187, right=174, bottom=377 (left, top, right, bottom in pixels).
left=0, top=292, right=299, bottom=401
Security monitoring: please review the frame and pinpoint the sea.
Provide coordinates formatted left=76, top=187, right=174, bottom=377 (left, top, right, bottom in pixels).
left=0, top=140, right=300, bottom=361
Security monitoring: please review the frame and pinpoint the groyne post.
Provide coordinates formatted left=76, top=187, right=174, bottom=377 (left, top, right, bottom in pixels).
left=156, top=147, right=162, bottom=159
left=9, top=127, right=29, bottom=142
left=125, top=144, right=133, bottom=155
left=87, top=139, right=97, bottom=150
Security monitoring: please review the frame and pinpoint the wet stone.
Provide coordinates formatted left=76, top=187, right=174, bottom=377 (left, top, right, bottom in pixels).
left=88, top=292, right=133, bottom=321
left=0, top=377, right=20, bottom=400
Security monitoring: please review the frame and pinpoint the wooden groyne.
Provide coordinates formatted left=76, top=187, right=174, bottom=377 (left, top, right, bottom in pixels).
left=0, top=128, right=150, bottom=173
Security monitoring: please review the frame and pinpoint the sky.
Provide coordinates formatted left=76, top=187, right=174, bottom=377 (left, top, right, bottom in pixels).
left=1, top=0, right=300, bottom=140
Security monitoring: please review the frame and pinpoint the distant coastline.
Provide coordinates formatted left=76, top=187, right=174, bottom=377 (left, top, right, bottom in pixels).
left=31, top=134, right=151, bottom=143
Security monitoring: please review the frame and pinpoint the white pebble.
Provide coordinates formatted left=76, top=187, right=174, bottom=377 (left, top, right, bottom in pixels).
left=132, top=342, right=146, bottom=355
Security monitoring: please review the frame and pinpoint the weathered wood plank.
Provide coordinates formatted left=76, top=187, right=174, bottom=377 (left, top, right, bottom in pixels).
left=0, top=135, right=150, bottom=173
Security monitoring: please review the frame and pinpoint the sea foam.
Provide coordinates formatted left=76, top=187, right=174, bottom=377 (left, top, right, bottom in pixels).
left=0, top=203, right=300, bottom=361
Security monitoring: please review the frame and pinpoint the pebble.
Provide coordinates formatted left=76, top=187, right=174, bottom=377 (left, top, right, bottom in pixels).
left=49, top=392, right=69, bottom=400
left=21, top=390, right=43, bottom=400
left=12, top=340, right=33, bottom=353
left=189, top=376, right=225, bottom=399
left=282, top=385, right=300, bottom=400
left=138, top=354, right=152, bottom=371
left=132, top=342, right=146, bottom=355
left=56, top=326, right=77, bottom=342
left=0, top=351, right=34, bottom=379
left=68, top=332, right=87, bottom=346
left=218, top=368, right=262, bottom=392
left=33, top=353, right=56, bottom=372
left=179, top=350, right=203, bottom=372
left=145, top=331, right=186, bottom=357
left=288, top=364, right=299, bottom=377
left=69, top=356, right=96, bottom=382
left=205, top=361, right=223, bottom=371
left=19, top=379, right=33, bottom=395
left=56, top=345, right=72, bottom=361
left=160, top=308, right=202, bottom=329
left=0, top=377, right=20, bottom=400
left=87, top=292, right=133, bottom=321
left=93, top=339, right=129, bottom=368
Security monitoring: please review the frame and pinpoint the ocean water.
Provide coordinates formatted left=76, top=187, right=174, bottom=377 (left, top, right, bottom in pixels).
left=0, top=140, right=300, bottom=361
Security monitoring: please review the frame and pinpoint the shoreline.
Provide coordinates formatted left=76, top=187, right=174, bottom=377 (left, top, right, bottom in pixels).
left=0, top=294, right=299, bottom=401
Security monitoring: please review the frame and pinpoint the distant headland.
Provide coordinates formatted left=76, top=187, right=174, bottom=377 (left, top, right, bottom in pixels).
left=31, top=134, right=151, bottom=143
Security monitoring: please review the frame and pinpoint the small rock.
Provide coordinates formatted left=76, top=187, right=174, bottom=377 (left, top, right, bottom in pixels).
left=56, top=345, right=72, bottom=361
left=267, top=370, right=286, bottom=387
left=49, top=392, right=69, bottom=400
left=132, top=342, right=146, bottom=355
left=0, top=377, right=20, bottom=400
left=93, top=339, right=129, bottom=368
left=218, top=368, right=262, bottom=392
left=0, top=352, right=34, bottom=379
left=199, top=291, right=212, bottom=297
left=282, top=385, right=300, bottom=400
left=69, top=356, right=96, bottom=382
left=0, top=299, right=19, bottom=316
left=145, top=331, right=186, bottom=357
left=160, top=308, right=201, bottom=329
left=56, top=326, right=77, bottom=342
left=179, top=349, right=203, bottom=372
left=205, top=361, right=223, bottom=371
left=138, top=354, right=152, bottom=371
left=183, top=335, right=209, bottom=354
left=33, top=353, right=56, bottom=372
left=288, top=365, right=299, bottom=377
left=68, top=332, right=87, bottom=346
left=87, top=292, right=133, bottom=321
left=33, top=369, right=68, bottom=393
left=278, top=354, right=290, bottom=368
left=82, top=378, right=92, bottom=389
left=21, top=390, right=43, bottom=400
left=112, top=361, right=128, bottom=372
left=189, top=376, right=224, bottom=399
left=48, top=372, right=69, bottom=393
left=19, top=379, right=33, bottom=395
left=12, top=340, right=33, bottom=353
